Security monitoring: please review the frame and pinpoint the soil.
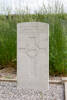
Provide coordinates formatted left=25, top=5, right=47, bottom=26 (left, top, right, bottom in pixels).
left=0, top=67, right=16, bottom=79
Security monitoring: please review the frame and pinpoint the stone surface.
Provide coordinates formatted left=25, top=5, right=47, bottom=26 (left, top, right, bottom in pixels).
left=64, top=82, right=67, bottom=100
left=17, top=22, right=49, bottom=90
left=0, top=82, right=64, bottom=100
left=62, top=77, right=67, bottom=82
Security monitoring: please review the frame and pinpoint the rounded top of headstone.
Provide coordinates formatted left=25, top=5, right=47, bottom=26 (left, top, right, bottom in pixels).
left=17, top=22, right=49, bottom=34
left=17, top=22, right=49, bottom=27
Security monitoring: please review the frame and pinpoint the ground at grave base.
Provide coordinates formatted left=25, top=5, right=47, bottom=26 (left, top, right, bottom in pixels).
left=0, top=67, right=16, bottom=80
left=0, top=81, right=64, bottom=100
left=0, top=67, right=65, bottom=100
left=0, top=66, right=63, bottom=81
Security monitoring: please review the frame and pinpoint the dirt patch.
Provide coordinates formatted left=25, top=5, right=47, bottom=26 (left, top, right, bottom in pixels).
left=0, top=67, right=16, bottom=79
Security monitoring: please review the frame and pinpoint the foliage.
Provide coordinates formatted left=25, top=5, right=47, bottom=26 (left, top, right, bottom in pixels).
left=0, top=3, right=67, bottom=76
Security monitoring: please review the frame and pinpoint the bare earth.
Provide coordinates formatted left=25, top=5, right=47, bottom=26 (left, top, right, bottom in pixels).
left=0, top=67, right=16, bottom=80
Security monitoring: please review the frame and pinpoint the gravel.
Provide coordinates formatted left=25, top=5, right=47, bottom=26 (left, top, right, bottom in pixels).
left=0, top=81, right=64, bottom=100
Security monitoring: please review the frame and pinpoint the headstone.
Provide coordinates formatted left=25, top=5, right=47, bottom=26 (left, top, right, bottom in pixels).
left=17, top=22, right=49, bottom=90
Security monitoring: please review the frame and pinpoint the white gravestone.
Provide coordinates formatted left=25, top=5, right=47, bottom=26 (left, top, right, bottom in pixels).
left=17, top=22, right=49, bottom=90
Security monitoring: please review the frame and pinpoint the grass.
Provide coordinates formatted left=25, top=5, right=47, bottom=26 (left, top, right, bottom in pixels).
left=0, top=17, right=17, bottom=66
left=0, top=2, right=67, bottom=76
